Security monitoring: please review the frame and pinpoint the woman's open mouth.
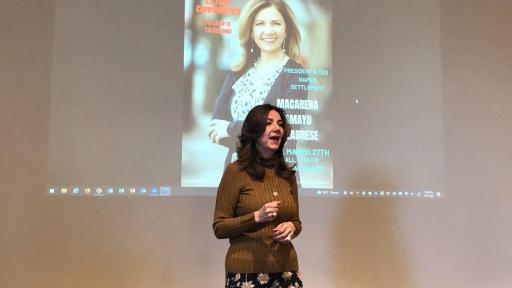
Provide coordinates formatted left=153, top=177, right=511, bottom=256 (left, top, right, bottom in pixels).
left=261, top=37, right=278, bottom=44
left=269, top=135, right=281, bottom=145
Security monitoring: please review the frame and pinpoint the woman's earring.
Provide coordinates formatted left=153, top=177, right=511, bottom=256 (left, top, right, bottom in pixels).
left=250, top=39, right=254, bottom=53
left=282, top=37, right=286, bottom=53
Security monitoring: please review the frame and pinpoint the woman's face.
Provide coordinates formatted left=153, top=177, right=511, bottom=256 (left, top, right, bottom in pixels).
left=252, top=5, right=287, bottom=55
left=256, top=110, right=285, bottom=158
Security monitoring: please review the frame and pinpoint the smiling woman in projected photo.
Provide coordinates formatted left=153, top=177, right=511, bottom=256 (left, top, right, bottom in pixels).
left=213, top=104, right=303, bottom=288
left=208, top=0, right=307, bottom=169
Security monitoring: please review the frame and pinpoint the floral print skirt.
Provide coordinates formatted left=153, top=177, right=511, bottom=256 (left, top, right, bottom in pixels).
left=225, top=271, right=303, bottom=288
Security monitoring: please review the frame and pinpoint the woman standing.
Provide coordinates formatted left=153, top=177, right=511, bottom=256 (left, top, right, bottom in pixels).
left=208, top=0, right=307, bottom=167
left=213, top=104, right=303, bottom=288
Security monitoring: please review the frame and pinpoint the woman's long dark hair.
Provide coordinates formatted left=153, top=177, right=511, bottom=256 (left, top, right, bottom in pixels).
left=236, top=104, right=295, bottom=180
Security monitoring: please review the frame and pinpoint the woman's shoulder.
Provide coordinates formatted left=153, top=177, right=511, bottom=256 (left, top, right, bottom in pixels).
left=224, top=162, right=244, bottom=175
left=224, top=70, right=239, bottom=82
left=222, top=67, right=248, bottom=82
left=284, top=58, right=305, bottom=69
left=280, top=59, right=305, bottom=81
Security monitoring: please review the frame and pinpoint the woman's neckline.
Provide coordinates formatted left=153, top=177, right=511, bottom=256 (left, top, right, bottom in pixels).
left=258, top=155, right=277, bottom=168
left=253, top=54, right=289, bottom=75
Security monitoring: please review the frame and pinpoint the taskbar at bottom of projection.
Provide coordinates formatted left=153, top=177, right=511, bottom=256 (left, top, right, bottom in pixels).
left=47, top=186, right=442, bottom=199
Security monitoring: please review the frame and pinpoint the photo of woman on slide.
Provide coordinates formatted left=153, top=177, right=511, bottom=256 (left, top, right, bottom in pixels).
left=208, top=0, right=307, bottom=168
left=182, top=0, right=332, bottom=188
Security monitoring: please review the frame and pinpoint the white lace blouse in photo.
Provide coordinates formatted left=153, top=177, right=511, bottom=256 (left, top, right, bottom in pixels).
left=230, top=57, right=288, bottom=121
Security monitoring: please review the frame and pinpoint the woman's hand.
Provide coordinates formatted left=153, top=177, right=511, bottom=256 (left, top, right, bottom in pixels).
left=272, top=221, right=296, bottom=242
left=254, top=201, right=281, bottom=223
left=208, top=119, right=230, bottom=144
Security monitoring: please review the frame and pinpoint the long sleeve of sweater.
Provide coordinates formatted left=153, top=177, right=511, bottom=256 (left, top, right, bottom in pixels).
left=213, top=164, right=261, bottom=239
left=290, top=174, right=302, bottom=238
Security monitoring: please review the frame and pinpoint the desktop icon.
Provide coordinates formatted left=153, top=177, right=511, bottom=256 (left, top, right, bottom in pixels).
left=160, top=186, right=171, bottom=196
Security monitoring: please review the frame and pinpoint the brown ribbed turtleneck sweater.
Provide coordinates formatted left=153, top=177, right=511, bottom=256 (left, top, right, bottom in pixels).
left=213, top=161, right=302, bottom=273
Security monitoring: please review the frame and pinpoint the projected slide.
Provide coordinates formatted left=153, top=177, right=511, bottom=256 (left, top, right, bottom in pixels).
left=46, top=0, right=443, bottom=198
left=182, top=0, right=333, bottom=189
